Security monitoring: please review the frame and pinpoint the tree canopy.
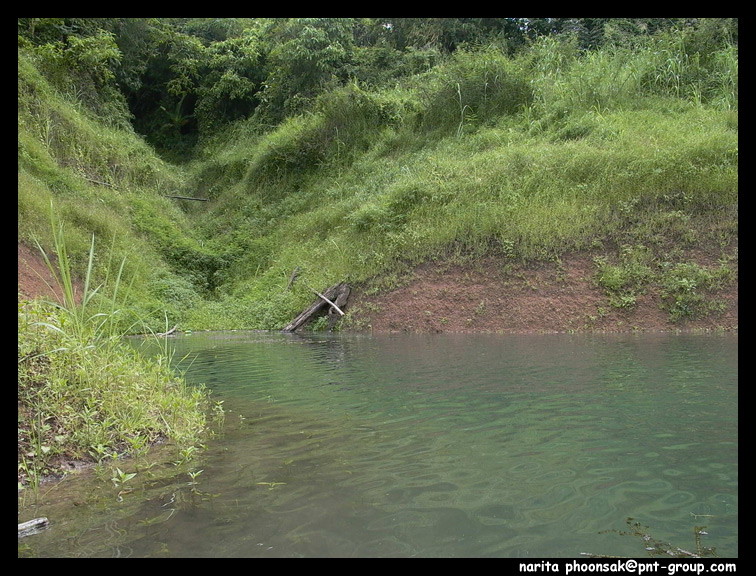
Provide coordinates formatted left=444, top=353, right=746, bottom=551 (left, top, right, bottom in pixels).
left=18, top=18, right=738, bottom=158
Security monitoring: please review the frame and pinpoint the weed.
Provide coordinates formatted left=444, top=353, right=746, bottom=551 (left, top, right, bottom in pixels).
left=584, top=517, right=717, bottom=558
left=659, top=261, right=732, bottom=321
left=111, top=467, right=137, bottom=488
left=174, top=445, right=201, bottom=467
left=594, top=245, right=654, bottom=310
left=186, top=469, right=204, bottom=494
left=18, top=206, right=212, bottom=491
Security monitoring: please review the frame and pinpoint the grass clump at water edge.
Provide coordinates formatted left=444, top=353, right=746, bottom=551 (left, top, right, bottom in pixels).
left=17, top=205, right=217, bottom=493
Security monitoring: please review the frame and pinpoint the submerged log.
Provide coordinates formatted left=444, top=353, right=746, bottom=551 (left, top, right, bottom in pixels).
left=18, top=517, right=49, bottom=538
left=282, top=282, right=350, bottom=332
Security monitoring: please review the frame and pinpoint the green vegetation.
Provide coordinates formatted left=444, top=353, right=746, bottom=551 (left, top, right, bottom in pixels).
left=18, top=208, right=214, bottom=490
left=18, top=18, right=737, bottom=332
left=18, top=295, right=212, bottom=489
left=18, top=18, right=737, bottom=480
left=588, top=517, right=717, bottom=558
left=184, top=36, right=737, bottom=329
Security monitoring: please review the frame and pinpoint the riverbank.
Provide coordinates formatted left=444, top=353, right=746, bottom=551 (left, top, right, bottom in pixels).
left=18, top=242, right=215, bottom=489
left=345, top=247, right=738, bottom=334
left=20, top=240, right=738, bottom=336
left=17, top=236, right=737, bottom=488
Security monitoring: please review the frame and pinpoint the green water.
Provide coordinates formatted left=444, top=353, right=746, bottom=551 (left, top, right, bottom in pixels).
left=19, top=332, right=738, bottom=558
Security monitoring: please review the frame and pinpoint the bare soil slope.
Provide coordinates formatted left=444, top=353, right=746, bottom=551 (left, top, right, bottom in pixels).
left=348, top=251, right=738, bottom=334
left=18, top=242, right=66, bottom=304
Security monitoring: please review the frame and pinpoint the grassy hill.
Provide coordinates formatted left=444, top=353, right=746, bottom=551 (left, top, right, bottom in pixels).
left=18, top=33, right=738, bottom=333
left=16, top=19, right=738, bottom=489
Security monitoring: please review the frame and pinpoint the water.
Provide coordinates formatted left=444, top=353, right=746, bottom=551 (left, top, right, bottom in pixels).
left=19, top=332, right=738, bottom=558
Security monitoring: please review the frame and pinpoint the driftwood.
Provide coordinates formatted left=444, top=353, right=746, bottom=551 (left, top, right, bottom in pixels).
left=282, top=282, right=350, bottom=332
left=311, top=288, right=345, bottom=316
left=18, top=517, right=49, bottom=538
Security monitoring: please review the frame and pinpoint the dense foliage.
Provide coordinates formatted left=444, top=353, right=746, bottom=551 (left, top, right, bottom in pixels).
left=18, top=18, right=738, bottom=156
left=19, top=18, right=736, bottom=489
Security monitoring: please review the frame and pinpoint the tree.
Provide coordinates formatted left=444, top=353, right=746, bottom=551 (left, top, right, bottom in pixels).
left=256, top=18, right=355, bottom=122
left=18, top=18, right=127, bottom=124
left=194, top=27, right=266, bottom=133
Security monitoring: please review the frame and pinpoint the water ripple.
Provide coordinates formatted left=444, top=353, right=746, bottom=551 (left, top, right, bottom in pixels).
left=23, top=332, right=738, bottom=558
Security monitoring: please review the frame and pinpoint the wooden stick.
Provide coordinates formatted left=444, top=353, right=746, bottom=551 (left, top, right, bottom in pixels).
left=156, top=324, right=179, bottom=337
left=83, top=176, right=115, bottom=188
left=312, top=288, right=345, bottom=316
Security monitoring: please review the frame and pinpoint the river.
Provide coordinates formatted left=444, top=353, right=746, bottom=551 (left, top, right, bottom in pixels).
left=18, top=332, right=738, bottom=558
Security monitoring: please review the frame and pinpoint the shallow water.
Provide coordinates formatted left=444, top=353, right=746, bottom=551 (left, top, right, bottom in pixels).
left=19, top=332, right=738, bottom=558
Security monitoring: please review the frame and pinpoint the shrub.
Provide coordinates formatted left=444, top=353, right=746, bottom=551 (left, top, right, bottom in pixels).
left=594, top=245, right=654, bottom=309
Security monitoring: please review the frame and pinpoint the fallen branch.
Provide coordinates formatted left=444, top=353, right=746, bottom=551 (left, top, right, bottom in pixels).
left=282, top=282, right=350, bottom=332
left=163, top=195, right=209, bottom=202
left=155, top=324, right=179, bottom=337
left=311, top=287, right=345, bottom=316
left=83, top=176, right=115, bottom=188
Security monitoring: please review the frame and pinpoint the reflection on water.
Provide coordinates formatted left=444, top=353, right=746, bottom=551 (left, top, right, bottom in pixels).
left=19, top=333, right=738, bottom=558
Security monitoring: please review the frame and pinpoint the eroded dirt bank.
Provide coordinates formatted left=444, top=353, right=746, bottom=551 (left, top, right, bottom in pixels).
left=346, top=251, right=738, bottom=334
left=19, top=242, right=738, bottom=334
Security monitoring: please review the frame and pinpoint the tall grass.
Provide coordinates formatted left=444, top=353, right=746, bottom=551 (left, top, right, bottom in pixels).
left=33, top=203, right=119, bottom=343
left=18, top=206, right=213, bottom=491
left=19, top=31, right=737, bottom=332
left=525, top=31, right=737, bottom=125
left=182, top=34, right=737, bottom=330
left=411, top=46, right=532, bottom=136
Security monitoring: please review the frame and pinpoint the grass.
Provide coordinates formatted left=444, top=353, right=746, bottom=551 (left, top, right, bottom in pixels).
left=18, top=31, right=737, bottom=333
left=17, top=207, right=215, bottom=492
left=19, top=48, right=213, bottom=334
left=659, top=260, right=734, bottom=321
left=182, top=99, right=736, bottom=330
